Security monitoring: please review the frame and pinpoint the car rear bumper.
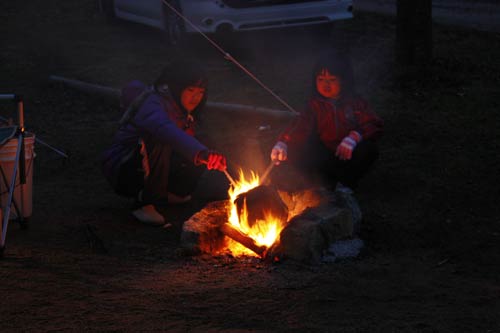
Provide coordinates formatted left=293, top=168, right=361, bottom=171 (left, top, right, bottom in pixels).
left=181, top=0, right=353, bottom=33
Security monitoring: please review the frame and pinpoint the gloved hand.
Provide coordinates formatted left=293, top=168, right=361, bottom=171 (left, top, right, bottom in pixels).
left=335, top=131, right=362, bottom=161
left=270, top=141, right=288, bottom=165
left=196, top=150, right=227, bottom=171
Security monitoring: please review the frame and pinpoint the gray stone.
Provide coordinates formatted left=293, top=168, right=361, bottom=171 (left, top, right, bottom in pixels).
left=179, top=200, right=229, bottom=256
left=333, top=190, right=362, bottom=235
left=179, top=188, right=362, bottom=264
left=269, top=203, right=354, bottom=265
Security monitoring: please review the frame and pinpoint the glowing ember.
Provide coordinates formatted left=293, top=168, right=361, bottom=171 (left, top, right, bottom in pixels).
left=225, top=170, right=288, bottom=257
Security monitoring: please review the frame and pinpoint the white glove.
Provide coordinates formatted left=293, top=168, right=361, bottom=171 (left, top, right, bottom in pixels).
left=270, top=141, right=288, bottom=165
left=336, top=131, right=362, bottom=161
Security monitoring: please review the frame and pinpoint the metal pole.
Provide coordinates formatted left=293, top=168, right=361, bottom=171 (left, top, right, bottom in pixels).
left=0, top=94, right=16, bottom=250
left=0, top=115, right=69, bottom=159
left=1, top=133, right=23, bottom=248
left=30, top=136, right=69, bottom=159
left=17, top=97, right=26, bottom=185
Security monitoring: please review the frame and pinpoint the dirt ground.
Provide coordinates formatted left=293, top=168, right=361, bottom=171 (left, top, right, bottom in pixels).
left=1, top=1, right=500, bottom=331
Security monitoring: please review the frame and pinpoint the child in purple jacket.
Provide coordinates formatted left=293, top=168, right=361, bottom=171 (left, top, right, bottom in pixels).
left=102, top=60, right=226, bottom=226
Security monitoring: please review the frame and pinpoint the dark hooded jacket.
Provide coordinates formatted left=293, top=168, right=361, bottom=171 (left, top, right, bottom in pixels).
left=101, top=80, right=207, bottom=188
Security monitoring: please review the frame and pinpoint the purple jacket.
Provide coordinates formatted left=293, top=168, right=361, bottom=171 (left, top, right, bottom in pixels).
left=101, top=80, right=207, bottom=187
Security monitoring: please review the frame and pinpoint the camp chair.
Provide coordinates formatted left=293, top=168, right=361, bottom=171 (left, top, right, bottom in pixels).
left=0, top=94, right=28, bottom=256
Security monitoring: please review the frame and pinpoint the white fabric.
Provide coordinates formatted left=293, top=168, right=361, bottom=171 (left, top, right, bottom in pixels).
left=336, top=131, right=362, bottom=160
left=349, top=130, right=362, bottom=143
left=341, top=136, right=356, bottom=148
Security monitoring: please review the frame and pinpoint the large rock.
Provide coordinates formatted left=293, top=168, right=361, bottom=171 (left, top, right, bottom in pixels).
left=179, top=188, right=362, bottom=264
left=179, top=200, right=229, bottom=256
left=268, top=189, right=360, bottom=265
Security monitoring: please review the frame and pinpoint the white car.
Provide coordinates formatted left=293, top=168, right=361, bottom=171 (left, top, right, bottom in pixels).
left=100, top=0, right=353, bottom=44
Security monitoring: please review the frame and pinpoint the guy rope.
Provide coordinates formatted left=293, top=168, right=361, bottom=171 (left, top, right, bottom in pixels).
left=162, top=0, right=301, bottom=184
left=162, top=0, right=299, bottom=118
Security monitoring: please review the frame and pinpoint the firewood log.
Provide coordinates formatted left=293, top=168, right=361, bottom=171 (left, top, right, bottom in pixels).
left=234, top=185, right=288, bottom=228
left=220, top=223, right=267, bottom=257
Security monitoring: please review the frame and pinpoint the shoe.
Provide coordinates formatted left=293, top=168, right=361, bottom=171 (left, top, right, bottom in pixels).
left=167, top=192, right=192, bottom=205
left=132, top=204, right=166, bottom=226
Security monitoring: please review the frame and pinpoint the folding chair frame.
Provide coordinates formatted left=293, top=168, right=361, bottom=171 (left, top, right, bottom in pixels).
left=0, top=94, right=27, bottom=257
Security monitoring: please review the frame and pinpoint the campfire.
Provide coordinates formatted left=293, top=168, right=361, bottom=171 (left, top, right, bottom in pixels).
left=181, top=168, right=359, bottom=264
left=224, top=170, right=289, bottom=257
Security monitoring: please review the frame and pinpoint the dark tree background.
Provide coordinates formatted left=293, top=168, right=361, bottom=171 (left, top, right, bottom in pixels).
left=396, top=0, right=433, bottom=66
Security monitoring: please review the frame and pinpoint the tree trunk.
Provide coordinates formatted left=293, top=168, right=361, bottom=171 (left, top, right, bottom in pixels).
left=396, top=0, right=432, bottom=67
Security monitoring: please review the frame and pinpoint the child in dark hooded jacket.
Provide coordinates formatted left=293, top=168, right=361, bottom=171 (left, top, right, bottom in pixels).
left=270, top=51, right=383, bottom=192
left=101, top=60, right=226, bottom=225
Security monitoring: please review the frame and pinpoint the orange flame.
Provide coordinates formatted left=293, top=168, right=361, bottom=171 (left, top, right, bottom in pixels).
left=225, top=169, right=287, bottom=257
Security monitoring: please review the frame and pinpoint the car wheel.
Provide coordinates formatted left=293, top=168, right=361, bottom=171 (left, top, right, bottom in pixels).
left=163, top=1, right=186, bottom=47
left=99, top=0, right=116, bottom=20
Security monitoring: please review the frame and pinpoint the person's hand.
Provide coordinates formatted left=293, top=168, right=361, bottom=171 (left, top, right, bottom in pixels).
left=206, top=151, right=226, bottom=171
left=336, top=131, right=361, bottom=160
left=197, top=150, right=227, bottom=171
left=270, top=141, right=288, bottom=165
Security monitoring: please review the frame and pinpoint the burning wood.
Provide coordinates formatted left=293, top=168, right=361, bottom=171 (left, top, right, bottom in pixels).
left=180, top=167, right=359, bottom=263
left=234, top=185, right=288, bottom=228
left=220, top=223, right=267, bottom=258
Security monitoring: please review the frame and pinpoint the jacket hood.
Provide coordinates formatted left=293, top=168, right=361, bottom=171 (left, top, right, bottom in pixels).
left=120, top=80, right=147, bottom=111
left=154, top=60, right=208, bottom=114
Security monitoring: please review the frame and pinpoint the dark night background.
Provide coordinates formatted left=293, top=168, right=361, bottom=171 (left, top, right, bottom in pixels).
left=1, top=0, right=499, bottom=331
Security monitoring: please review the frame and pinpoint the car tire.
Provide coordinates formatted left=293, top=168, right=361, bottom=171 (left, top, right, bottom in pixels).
left=99, top=0, right=116, bottom=20
left=162, top=0, right=187, bottom=47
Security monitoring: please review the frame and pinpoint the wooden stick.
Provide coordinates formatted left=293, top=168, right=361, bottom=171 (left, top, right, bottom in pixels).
left=199, top=159, right=237, bottom=188
left=220, top=223, right=267, bottom=257
left=259, top=161, right=275, bottom=185
left=222, top=169, right=237, bottom=188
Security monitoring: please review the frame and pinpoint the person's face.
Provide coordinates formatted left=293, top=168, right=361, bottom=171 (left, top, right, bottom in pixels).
left=181, top=86, right=206, bottom=112
left=316, top=69, right=341, bottom=99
